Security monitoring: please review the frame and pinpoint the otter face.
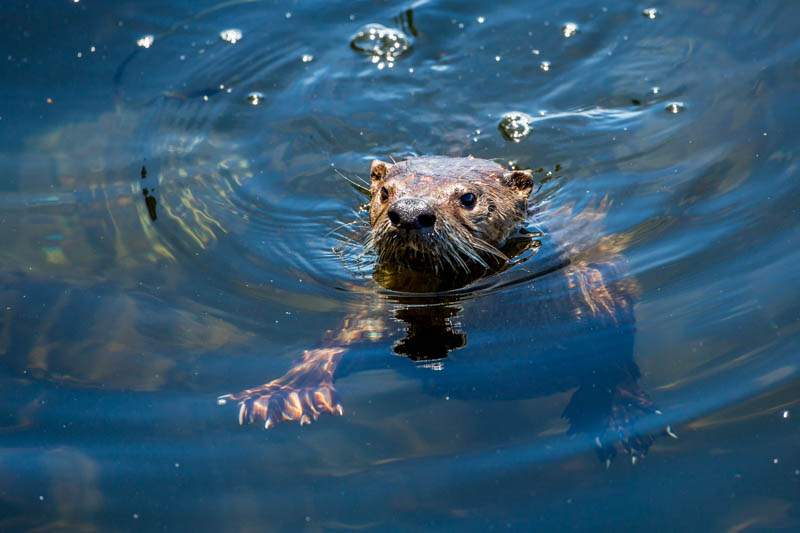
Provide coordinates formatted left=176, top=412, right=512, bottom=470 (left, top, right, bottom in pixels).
left=368, top=156, right=533, bottom=272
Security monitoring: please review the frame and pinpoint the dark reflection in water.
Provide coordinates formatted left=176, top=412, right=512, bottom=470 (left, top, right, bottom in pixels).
left=1, top=0, right=799, bottom=531
left=141, top=165, right=158, bottom=221
left=392, top=302, right=466, bottom=362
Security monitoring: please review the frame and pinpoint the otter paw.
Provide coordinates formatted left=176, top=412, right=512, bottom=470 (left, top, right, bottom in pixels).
left=217, top=384, right=342, bottom=429
left=595, top=387, right=664, bottom=465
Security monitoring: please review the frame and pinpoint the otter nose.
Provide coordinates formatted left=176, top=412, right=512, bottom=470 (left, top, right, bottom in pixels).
left=388, top=198, right=437, bottom=230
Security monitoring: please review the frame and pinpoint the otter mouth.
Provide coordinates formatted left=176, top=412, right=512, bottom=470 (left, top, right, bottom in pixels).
left=370, top=222, right=508, bottom=274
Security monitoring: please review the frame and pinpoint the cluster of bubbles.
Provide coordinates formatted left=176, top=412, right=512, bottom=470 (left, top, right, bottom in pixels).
left=247, top=91, right=265, bottom=106
left=219, top=29, right=243, bottom=44
left=498, top=111, right=534, bottom=142
left=665, top=102, right=685, bottom=114
left=642, top=7, right=662, bottom=19
left=562, top=22, right=579, bottom=38
left=136, top=35, right=154, bottom=49
left=350, top=23, right=412, bottom=68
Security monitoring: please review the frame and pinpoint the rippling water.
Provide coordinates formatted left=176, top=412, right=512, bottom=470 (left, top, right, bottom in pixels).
left=1, top=0, right=798, bottom=530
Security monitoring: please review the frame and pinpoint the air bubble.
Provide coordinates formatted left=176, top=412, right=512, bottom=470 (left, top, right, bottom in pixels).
left=540, top=61, right=551, bottom=71
left=350, top=24, right=411, bottom=62
left=562, top=22, right=579, bottom=37
left=219, top=29, right=243, bottom=44
left=665, top=102, right=685, bottom=114
left=498, top=111, right=534, bottom=142
left=136, top=35, right=154, bottom=49
left=247, top=91, right=265, bottom=105
left=642, top=8, right=661, bottom=19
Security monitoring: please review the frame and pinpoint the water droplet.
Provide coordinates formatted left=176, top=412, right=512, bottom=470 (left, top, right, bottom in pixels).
left=665, top=102, right=685, bottom=114
left=301, top=54, right=313, bottom=63
left=285, top=12, right=292, bottom=19
left=219, top=29, right=243, bottom=44
left=136, top=35, right=154, bottom=49
left=247, top=91, right=264, bottom=105
left=562, top=22, right=579, bottom=37
left=540, top=60, right=551, bottom=71
left=350, top=24, right=411, bottom=62
left=477, top=16, right=485, bottom=24
left=652, top=86, right=661, bottom=94
left=642, top=8, right=661, bottom=19
left=531, top=49, right=540, bottom=55
left=495, top=55, right=501, bottom=62
left=498, top=111, right=534, bottom=142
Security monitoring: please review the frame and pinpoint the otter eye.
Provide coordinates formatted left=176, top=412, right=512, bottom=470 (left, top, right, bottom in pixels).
left=459, top=192, right=476, bottom=209
left=380, top=187, right=389, bottom=202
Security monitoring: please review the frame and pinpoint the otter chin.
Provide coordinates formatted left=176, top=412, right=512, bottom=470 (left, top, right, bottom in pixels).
left=367, top=156, right=533, bottom=276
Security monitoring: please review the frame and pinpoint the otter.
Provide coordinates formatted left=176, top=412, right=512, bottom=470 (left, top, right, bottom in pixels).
left=218, top=156, right=667, bottom=462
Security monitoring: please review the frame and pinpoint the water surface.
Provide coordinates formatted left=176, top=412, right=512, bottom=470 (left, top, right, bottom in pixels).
left=1, top=0, right=798, bottom=530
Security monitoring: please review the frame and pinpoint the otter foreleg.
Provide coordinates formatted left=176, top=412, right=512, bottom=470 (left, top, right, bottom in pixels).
left=563, top=374, right=671, bottom=465
left=218, top=309, right=387, bottom=429
left=217, top=347, right=345, bottom=428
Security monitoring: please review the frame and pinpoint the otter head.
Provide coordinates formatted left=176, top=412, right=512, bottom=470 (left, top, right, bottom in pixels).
left=368, top=156, right=533, bottom=274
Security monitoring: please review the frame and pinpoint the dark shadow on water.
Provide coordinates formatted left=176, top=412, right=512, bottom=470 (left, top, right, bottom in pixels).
left=140, top=165, right=158, bottom=221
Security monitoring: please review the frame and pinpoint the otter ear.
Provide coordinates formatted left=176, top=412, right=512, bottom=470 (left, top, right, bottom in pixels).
left=501, top=169, right=533, bottom=194
left=370, top=160, right=391, bottom=182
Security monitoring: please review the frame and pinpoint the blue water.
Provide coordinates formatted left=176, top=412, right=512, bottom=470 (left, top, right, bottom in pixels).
left=1, top=0, right=798, bottom=530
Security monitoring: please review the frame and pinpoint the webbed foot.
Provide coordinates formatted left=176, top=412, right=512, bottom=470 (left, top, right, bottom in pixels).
left=218, top=382, right=342, bottom=428
left=217, top=347, right=345, bottom=429
left=593, top=384, right=671, bottom=465
left=565, top=378, right=672, bottom=465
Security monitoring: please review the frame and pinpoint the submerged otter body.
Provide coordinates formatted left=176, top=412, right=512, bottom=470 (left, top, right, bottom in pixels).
left=219, top=156, right=666, bottom=463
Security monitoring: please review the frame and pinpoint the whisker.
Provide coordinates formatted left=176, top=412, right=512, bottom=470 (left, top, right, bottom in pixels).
left=333, top=168, right=370, bottom=192
left=471, top=238, right=509, bottom=262
left=326, top=219, right=367, bottom=237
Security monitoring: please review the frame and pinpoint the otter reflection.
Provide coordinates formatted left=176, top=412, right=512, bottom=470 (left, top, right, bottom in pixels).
left=391, top=303, right=466, bottom=363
